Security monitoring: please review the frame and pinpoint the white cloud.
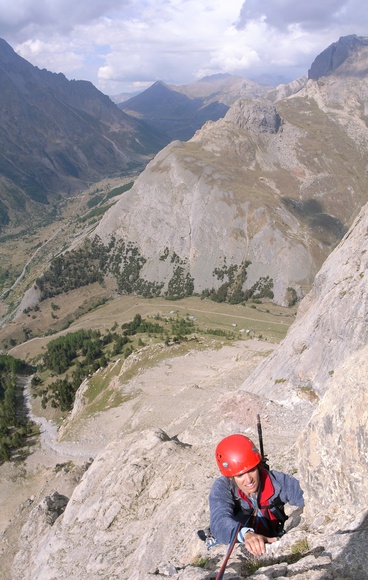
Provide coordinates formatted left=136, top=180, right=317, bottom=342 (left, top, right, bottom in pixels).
left=16, top=37, right=85, bottom=75
left=0, top=0, right=367, bottom=95
left=236, top=0, right=368, bottom=32
left=0, top=1, right=126, bottom=35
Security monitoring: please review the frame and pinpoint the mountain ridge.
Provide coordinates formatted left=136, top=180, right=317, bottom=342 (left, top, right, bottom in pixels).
left=0, top=35, right=368, bottom=580
left=94, top=47, right=368, bottom=305
left=119, top=80, right=230, bottom=142
left=0, top=38, right=167, bottom=229
left=119, top=74, right=273, bottom=142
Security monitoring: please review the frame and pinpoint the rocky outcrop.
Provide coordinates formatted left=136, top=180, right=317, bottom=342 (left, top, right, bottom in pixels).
left=94, top=41, right=368, bottom=306
left=308, top=35, right=368, bottom=79
left=224, top=98, right=282, bottom=133
left=240, top=201, right=368, bottom=400
left=12, top=429, right=207, bottom=579
left=266, top=77, right=307, bottom=101
left=297, top=345, right=368, bottom=528
left=40, top=492, right=69, bottom=526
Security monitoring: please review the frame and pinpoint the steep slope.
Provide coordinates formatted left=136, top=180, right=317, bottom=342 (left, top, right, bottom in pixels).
left=308, top=34, right=368, bottom=80
left=240, top=192, right=368, bottom=400
left=10, top=195, right=368, bottom=580
left=237, top=198, right=368, bottom=578
left=94, top=38, right=368, bottom=305
left=0, top=39, right=166, bottom=228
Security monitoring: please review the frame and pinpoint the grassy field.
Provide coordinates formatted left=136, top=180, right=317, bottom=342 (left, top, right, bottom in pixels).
left=6, top=294, right=297, bottom=363
left=1, top=292, right=297, bottom=427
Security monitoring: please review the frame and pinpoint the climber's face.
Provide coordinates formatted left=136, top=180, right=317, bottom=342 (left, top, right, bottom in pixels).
left=233, top=466, right=260, bottom=496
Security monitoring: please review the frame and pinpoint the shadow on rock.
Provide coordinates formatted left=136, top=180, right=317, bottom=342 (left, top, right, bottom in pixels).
left=332, top=511, right=368, bottom=579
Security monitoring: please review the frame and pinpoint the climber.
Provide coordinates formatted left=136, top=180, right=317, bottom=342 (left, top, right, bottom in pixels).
left=209, top=433, right=304, bottom=557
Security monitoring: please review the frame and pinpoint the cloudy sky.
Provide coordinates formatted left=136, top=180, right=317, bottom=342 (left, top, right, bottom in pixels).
left=0, top=0, right=366, bottom=96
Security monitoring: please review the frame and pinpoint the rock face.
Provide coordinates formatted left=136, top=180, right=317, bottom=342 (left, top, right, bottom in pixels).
left=297, top=345, right=368, bottom=527
left=308, top=34, right=368, bottom=79
left=238, top=200, right=368, bottom=574
left=40, top=492, right=69, bottom=526
left=10, top=204, right=368, bottom=580
left=95, top=52, right=368, bottom=304
left=240, top=202, right=368, bottom=400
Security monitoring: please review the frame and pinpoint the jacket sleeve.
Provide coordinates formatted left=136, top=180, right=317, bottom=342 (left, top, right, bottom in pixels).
left=209, top=476, right=242, bottom=544
left=271, top=470, right=305, bottom=507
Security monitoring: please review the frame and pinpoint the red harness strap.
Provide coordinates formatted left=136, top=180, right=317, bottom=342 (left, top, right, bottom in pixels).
left=237, top=469, right=280, bottom=534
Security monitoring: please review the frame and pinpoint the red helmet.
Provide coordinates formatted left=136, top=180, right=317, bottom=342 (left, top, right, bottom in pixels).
left=215, top=434, right=262, bottom=477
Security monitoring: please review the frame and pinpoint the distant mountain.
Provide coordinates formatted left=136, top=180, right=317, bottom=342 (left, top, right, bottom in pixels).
left=91, top=36, right=368, bottom=306
left=0, top=38, right=167, bottom=229
left=109, top=90, right=144, bottom=104
left=119, top=80, right=229, bottom=142
left=173, top=73, right=269, bottom=104
left=119, top=74, right=270, bottom=142
left=250, top=72, right=292, bottom=86
left=308, top=34, right=368, bottom=79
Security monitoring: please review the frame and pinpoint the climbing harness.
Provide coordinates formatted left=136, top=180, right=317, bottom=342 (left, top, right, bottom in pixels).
left=236, top=469, right=288, bottom=537
left=201, top=416, right=282, bottom=578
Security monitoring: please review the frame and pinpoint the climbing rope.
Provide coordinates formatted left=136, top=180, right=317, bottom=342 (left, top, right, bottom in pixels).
left=215, top=521, right=242, bottom=580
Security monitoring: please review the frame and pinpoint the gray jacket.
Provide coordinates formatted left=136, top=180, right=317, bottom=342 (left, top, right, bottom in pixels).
left=209, top=468, right=304, bottom=544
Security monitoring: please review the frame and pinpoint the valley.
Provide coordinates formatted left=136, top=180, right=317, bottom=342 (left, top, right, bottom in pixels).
left=1, top=34, right=368, bottom=579
left=0, top=253, right=297, bottom=567
left=0, top=176, right=136, bottom=316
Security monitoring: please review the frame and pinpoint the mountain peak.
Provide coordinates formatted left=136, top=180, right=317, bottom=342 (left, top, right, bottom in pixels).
left=198, top=73, right=233, bottom=82
left=308, top=34, right=368, bottom=80
left=0, top=38, right=166, bottom=227
left=0, top=37, right=17, bottom=59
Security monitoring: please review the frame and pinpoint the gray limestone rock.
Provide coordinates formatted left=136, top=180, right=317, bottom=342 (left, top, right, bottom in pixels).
left=308, top=35, right=368, bottom=80
left=40, top=492, right=69, bottom=526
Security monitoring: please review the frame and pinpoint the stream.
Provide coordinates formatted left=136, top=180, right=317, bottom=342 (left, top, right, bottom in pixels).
left=23, top=376, right=98, bottom=460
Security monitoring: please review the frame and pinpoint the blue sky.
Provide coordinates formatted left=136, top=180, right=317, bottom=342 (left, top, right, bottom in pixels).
left=0, top=0, right=367, bottom=96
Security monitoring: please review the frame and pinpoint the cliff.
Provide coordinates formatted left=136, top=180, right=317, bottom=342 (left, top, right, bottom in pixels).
left=8, top=206, right=368, bottom=580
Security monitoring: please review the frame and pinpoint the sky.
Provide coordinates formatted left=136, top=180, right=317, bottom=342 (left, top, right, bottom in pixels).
left=0, top=0, right=367, bottom=97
